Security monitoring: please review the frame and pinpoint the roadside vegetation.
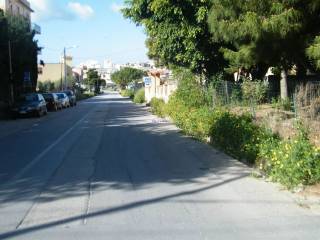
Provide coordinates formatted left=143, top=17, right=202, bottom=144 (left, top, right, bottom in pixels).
left=121, top=1, right=320, bottom=189
left=111, top=67, right=145, bottom=90
left=146, top=70, right=320, bottom=190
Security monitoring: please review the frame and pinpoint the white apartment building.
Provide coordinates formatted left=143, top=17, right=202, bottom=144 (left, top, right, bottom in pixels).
left=0, top=0, right=33, bottom=23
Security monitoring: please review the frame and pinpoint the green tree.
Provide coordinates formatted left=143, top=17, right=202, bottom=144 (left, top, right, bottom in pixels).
left=0, top=10, right=9, bottom=101
left=122, top=0, right=226, bottom=78
left=0, top=11, right=39, bottom=102
left=84, top=69, right=102, bottom=93
left=111, top=67, right=144, bottom=89
left=208, top=0, right=320, bottom=99
left=307, top=36, right=320, bottom=69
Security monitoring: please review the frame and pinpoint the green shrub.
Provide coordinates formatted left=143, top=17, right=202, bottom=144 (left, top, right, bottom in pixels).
left=210, top=112, right=275, bottom=163
left=165, top=93, right=216, bottom=140
left=271, top=97, right=292, bottom=111
left=76, top=92, right=95, bottom=101
left=241, top=79, right=268, bottom=104
left=150, top=97, right=166, bottom=117
left=258, top=126, right=320, bottom=188
left=121, top=89, right=135, bottom=98
left=174, top=69, right=211, bottom=108
left=133, top=88, right=145, bottom=103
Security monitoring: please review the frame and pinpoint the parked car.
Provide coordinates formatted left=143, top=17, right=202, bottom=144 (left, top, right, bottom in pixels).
left=11, top=93, right=47, bottom=118
left=43, top=93, right=62, bottom=111
left=56, top=93, right=70, bottom=108
left=63, top=90, right=77, bottom=106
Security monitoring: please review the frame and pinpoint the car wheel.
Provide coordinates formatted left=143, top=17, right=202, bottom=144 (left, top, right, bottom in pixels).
left=37, top=110, right=42, bottom=118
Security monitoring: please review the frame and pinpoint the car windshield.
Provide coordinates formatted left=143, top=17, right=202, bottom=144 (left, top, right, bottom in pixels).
left=43, top=94, right=53, bottom=99
left=56, top=94, right=64, bottom=99
left=20, top=95, right=38, bottom=102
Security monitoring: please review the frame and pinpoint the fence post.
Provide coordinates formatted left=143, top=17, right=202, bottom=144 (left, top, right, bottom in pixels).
left=293, top=93, right=298, bottom=119
left=212, top=88, right=216, bottom=109
left=225, top=81, right=229, bottom=104
left=250, top=97, right=256, bottom=119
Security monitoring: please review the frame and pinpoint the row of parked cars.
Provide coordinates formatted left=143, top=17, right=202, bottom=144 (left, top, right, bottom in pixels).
left=11, top=90, right=77, bottom=118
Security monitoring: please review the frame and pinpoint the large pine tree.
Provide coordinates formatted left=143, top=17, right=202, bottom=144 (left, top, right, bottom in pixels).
left=208, top=0, right=320, bottom=98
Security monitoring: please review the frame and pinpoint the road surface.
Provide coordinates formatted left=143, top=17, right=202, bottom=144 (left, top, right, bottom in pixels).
left=0, top=92, right=319, bottom=240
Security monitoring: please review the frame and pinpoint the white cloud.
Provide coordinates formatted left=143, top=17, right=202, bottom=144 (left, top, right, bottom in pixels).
left=29, top=0, right=74, bottom=22
left=68, top=2, right=94, bottom=19
left=111, top=3, right=124, bottom=13
left=29, top=0, right=94, bottom=21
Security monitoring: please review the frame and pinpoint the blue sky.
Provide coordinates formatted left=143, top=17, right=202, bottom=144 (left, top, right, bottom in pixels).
left=29, top=0, right=149, bottom=66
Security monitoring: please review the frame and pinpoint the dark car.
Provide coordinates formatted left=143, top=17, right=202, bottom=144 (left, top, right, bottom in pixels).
left=63, top=90, right=77, bottom=106
left=56, top=93, right=70, bottom=108
left=11, top=93, right=47, bottom=118
left=43, top=93, right=62, bottom=111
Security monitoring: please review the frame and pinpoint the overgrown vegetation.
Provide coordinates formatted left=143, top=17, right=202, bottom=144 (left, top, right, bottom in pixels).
left=133, top=88, right=145, bottom=103
left=120, top=89, right=135, bottom=98
left=258, top=124, right=320, bottom=188
left=150, top=97, right=166, bottom=117
left=148, top=70, right=320, bottom=189
left=271, top=97, right=292, bottom=111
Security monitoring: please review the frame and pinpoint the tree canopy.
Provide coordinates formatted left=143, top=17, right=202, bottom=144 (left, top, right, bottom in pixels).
left=122, top=0, right=226, bottom=78
left=84, top=69, right=103, bottom=93
left=208, top=0, right=320, bottom=98
left=0, top=12, right=39, bottom=102
left=111, top=67, right=145, bottom=89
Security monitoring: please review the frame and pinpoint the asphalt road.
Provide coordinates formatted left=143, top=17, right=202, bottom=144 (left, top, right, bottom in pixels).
left=0, top=92, right=319, bottom=240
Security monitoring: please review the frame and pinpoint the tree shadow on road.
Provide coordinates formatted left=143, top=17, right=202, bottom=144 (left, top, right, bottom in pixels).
left=0, top=96, right=264, bottom=238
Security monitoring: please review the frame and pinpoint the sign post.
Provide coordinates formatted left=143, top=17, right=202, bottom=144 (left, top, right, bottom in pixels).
left=143, top=77, right=152, bottom=86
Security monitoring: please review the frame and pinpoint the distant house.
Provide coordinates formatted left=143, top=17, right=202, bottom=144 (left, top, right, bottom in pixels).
left=145, top=69, right=177, bottom=103
left=37, top=56, right=74, bottom=89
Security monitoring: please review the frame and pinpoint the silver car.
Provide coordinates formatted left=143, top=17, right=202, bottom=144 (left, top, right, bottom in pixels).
left=56, top=93, right=70, bottom=108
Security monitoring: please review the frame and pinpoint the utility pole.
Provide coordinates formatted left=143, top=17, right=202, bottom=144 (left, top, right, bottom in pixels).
left=8, top=40, right=14, bottom=104
left=64, top=47, right=67, bottom=91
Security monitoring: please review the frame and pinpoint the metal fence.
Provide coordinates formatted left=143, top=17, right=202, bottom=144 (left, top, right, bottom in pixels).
left=211, top=80, right=320, bottom=120
left=294, top=81, right=320, bottom=120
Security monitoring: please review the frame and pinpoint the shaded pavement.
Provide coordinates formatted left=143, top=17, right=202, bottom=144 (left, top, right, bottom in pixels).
left=0, top=92, right=319, bottom=239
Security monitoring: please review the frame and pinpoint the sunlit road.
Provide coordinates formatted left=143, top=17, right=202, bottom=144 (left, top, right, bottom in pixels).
left=0, top=92, right=319, bottom=240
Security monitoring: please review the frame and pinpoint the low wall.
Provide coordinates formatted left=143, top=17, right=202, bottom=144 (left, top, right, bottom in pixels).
left=145, top=83, right=177, bottom=103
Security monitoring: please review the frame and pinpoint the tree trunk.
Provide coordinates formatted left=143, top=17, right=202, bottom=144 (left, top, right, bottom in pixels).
left=280, top=69, right=288, bottom=99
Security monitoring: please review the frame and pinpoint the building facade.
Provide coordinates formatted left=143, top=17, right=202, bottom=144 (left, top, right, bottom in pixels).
left=38, top=56, right=74, bottom=89
left=0, top=0, right=33, bottom=23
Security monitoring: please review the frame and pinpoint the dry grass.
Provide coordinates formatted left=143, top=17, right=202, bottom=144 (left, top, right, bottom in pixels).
left=295, top=82, right=320, bottom=120
left=231, top=104, right=320, bottom=147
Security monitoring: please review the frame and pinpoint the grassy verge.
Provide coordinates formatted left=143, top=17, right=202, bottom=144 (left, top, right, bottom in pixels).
left=76, top=92, right=96, bottom=101
left=150, top=93, right=320, bottom=189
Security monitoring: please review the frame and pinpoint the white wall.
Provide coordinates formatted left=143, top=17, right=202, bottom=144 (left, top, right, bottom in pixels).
left=145, top=76, right=177, bottom=103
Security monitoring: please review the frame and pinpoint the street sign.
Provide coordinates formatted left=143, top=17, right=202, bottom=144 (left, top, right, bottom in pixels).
left=143, top=77, right=152, bottom=86
left=24, top=72, right=31, bottom=82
